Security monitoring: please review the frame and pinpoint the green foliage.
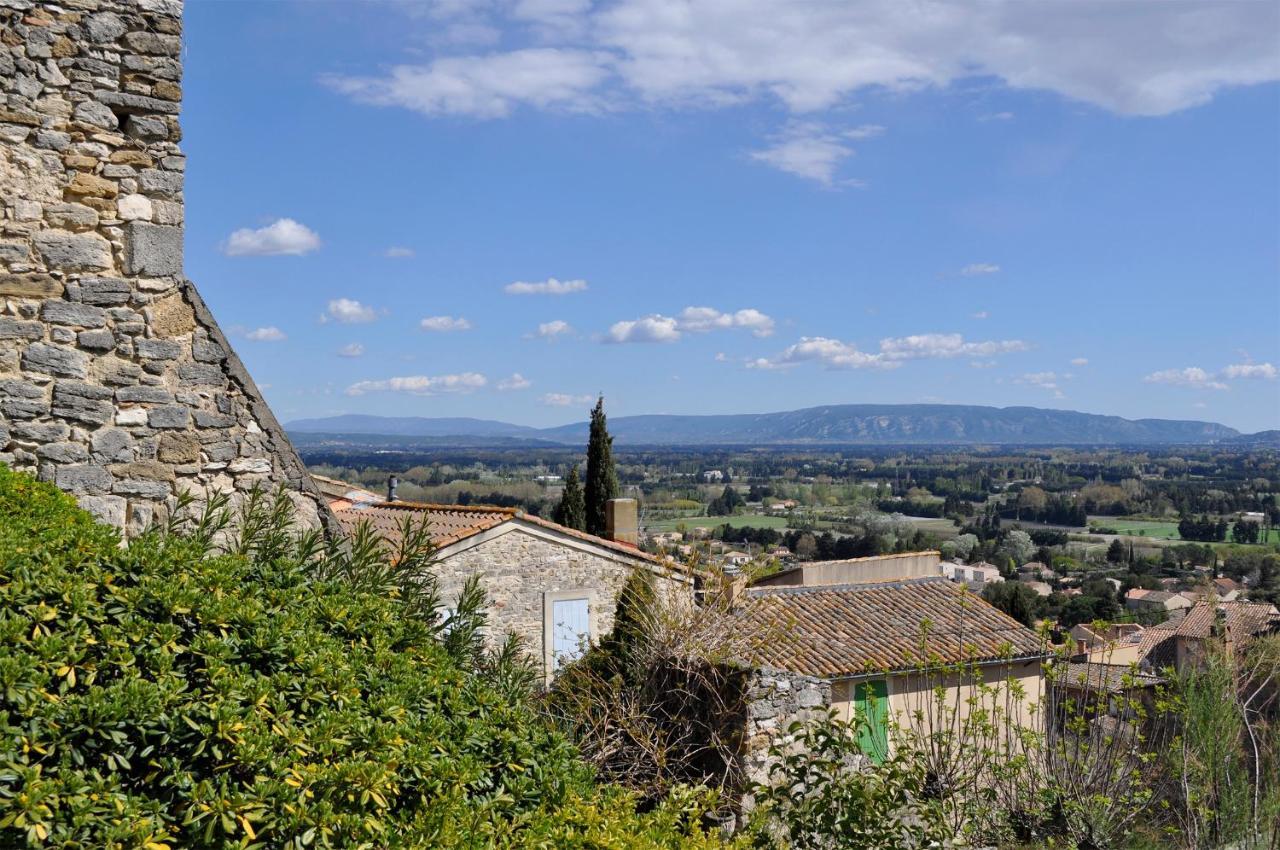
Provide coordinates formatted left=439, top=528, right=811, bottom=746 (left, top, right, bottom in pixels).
left=585, top=395, right=620, bottom=537
left=750, top=712, right=951, bottom=849
left=982, top=581, right=1045, bottom=626
left=0, top=465, right=726, bottom=849
left=554, top=463, right=587, bottom=531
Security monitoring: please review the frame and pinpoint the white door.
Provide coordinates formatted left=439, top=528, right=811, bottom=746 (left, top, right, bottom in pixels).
left=551, top=597, right=590, bottom=669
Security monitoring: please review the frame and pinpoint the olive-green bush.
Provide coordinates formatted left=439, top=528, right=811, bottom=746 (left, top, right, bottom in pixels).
left=0, top=466, right=729, bottom=849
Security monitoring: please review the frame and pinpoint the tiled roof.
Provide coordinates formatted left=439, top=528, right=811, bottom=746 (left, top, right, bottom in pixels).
left=1058, top=662, right=1163, bottom=694
left=1174, top=600, right=1280, bottom=640
left=310, top=473, right=381, bottom=506
left=334, top=501, right=671, bottom=568
left=735, top=576, right=1047, bottom=679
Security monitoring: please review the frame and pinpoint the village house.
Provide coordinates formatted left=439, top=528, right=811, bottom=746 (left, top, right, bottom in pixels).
left=1125, top=588, right=1194, bottom=614
left=737, top=576, right=1047, bottom=776
left=1135, top=600, right=1280, bottom=673
left=332, top=494, right=694, bottom=680
left=1068, top=622, right=1147, bottom=664
left=940, top=559, right=1004, bottom=587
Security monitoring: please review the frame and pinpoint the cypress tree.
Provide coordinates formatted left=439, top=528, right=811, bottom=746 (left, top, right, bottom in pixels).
left=554, top=464, right=586, bottom=531
left=584, top=395, right=618, bottom=536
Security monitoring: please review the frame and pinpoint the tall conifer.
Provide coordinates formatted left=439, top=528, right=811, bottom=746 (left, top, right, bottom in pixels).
left=584, top=395, right=618, bottom=536
left=554, top=464, right=586, bottom=531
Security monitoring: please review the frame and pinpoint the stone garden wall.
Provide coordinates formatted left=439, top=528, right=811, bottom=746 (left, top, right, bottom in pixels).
left=742, top=668, right=832, bottom=785
left=0, top=0, right=328, bottom=536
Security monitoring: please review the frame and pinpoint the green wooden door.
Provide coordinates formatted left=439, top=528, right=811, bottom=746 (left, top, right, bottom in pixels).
left=853, top=679, right=889, bottom=764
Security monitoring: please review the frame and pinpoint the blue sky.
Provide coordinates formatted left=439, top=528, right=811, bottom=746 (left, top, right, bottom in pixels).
left=182, top=0, right=1280, bottom=432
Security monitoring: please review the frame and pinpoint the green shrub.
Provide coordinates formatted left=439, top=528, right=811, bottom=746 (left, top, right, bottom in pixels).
left=0, top=466, right=728, bottom=849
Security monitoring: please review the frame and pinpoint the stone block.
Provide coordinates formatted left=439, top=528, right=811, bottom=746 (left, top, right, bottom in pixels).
left=158, top=432, right=200, bottom=463
left=38, top=442, right=90, bottom=464
left=33, top=230, right=113, bottom=272
left=90, top=428, right=133, bottom=461
left=72, top=100, right=118, bottom=130
left=124, top=114, right=168, bottom=141
left=178, top=363, right=223, bottom=386
left=0, top=274, right=63, bottom=299
left=113, top=478, right=172, bottom=499
left=42, top=300, right=108, bottom=328
left=12, top=421, right=70, bottom=442
left=109, top=461, right=174, bottom=482
left=193, top=410, right=235, bottom=428
left=138, top=169, right=183, bottom=198
left=55, top=463, right=113, bottom=495
left=99, top=89, right=180, bottom=114
left=114, top=407, right=148, bottom=426
left=0, top=241, right=31, bottom=263
left=76, top=277, right=131, bottom=305
left=22, top=343, right=89, bottom=378
left=117, top=193, right=153, bottom=221
left=66, top=172, right=118, bottom=199
left=135, top=338, right=182, bottom=360
left=76, top=328, right=114, bottom=351
left=84, top=11, right=127, bottom=42
left=78, top=494, right=127, bottom=527
left=148, top=405, right=189, bottom=429
left=0, top=318, right=44, bottom=340
left=125, top=222, right=183, bottom=276
left=192, top=339, right=225, bottom=363
left=44, top=203, right=100, bottom=231
left=52, top=381, right=114, bottom=424
left=116, top=385, right=174, bottom=404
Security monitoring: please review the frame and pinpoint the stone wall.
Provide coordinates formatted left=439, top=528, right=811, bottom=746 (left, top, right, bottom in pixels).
left=0, top=0, right=328, bottom=536
left=742, top=667, right=832, bottom=785
left=434, top=523, right=691, bottom=676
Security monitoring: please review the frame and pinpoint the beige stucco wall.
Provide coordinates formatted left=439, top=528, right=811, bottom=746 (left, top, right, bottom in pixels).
left=830, top=659, right=1045, bottom=749
left=432, top=521, right=691, bottom=676
left=755, top=551, right=941, bottom=587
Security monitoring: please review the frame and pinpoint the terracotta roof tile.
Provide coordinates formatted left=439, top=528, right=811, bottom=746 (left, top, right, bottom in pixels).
left=334, top=501, right=676, bottom=569
left=1058, top=662, right=1163, bottom=694
left=736, top=576, right=1047, bottom=679
left=1174, top=600, right=1280, bottom=640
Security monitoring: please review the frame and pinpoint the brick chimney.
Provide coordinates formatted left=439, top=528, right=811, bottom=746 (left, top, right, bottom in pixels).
left=386, top=474, right=399, bottom=503
left=605, top=498, right=638, bottom=546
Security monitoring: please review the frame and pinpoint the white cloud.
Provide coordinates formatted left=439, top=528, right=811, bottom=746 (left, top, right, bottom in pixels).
left=334, top=2, right=1277, bottom=124
left=535, top=319, right=574, bottom=339
left=504, top=277, right=589, bottom=295
left=323, top=48, right=609, bottom=119
left=748, top=337, right=894, bottom=371
left=498, top=372, right=533, bottom=390
left=541, top=392, right=595, bottom=406
left=750, top=332, right=1028, bottom=371
left=1221, top=362, right=1277, bottom=380
left=676, top=306, right=775, bottom=338
left=384, top=246, right=414, bottom=258
left=605, top=314, right=681, bottom=344
left=960, top=263, right=1001, bottom=277
left=324, top=298, right=377, bottom=324
left=223, top=218, right=321, bottom=257
left=971, top=311, right=989, bottom=319
left=1015, top=370, right=1065, bottom=398
left=337, top=343, right=365, bottom=357
left=980, top=111, right=1016, bottom=121
left=1143, top=367, right=1229, bottom=391
left=1070, top=357, right=1089, bottom=366
left=245, top=326, right=286, bottom=342
left=878, top=333, right=1029, bottom=360
left=419, top=315, right=472, bottom=332
left=749, top=122, right=877, bottom=187
left=607, top=306, right=777, bottom=343
left=345, top=372, right=488, bottom=396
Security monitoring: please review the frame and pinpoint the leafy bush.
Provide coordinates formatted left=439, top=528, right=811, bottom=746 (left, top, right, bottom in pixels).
left=0, top=465, right=728, bottom=849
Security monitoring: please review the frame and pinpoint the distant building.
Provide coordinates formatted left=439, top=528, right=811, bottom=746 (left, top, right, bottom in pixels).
left=1125, top=588, right=1193, bottom=614
left=755, top=551, right=943, bottom=588
left=940, top=560, right=1004, bottom=586
left=703, top=470, right=724, bottom=483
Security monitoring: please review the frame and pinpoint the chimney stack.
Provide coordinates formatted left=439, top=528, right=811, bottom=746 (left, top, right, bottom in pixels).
left=605, top=498, right=638, bottom=546
left=387, top=474, right=399, bottom=503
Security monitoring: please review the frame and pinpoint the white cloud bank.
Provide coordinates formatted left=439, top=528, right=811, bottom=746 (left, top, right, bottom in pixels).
left=1144, top=362, right=1277, bottom=390
left=748, top=332, right=1029, bottom=370
left=337, top=343, right=365, bottom=357
left=327, top=1, right=1278, bottom=122
left=504, top=277, right=589, bottom=295
left=748, top=122, right=883, bottom=187
left=384, top=246, right=415, bottom=258
left=346, top=372, right=488, bottom=396
left=960, top=263, right=1001, bottom=277
left=498, top=373, right=533, bottom=390
left=223, top=218, right=321, bottom=257
left=542, top=392, right=595, bottom=406
left=535, top=319, right=574, bottom=339
left=606, top=306, right=776, bottom=343
left=419, top=315, right=472, bottom=332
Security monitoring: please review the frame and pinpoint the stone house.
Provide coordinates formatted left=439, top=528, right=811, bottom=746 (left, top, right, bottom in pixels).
left=334, top=497, right=695, bottom=680
left=1135, top=600, right=1280, bottom=673
left=0, top=0, right=328, bottom=536
left=939, top=558, right=1004, bottom=587
left=736, top=576, right=1047, bottom=778
left=1125, top=588, right=1193, bottom=614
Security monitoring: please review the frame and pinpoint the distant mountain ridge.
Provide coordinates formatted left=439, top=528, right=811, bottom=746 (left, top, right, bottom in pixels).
left=287, top=404, right=1248, bottom=446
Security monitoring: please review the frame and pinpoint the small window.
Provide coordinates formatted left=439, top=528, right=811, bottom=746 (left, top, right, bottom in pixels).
left=853, top=679, right=890, bottom=764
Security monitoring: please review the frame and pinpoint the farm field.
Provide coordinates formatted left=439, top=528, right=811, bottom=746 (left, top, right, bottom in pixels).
left=1088, top=517, right=1181, bottom=539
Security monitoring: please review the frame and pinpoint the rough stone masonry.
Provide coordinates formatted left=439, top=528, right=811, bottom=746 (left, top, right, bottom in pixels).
left=0, top=0, right=328, bottom=535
